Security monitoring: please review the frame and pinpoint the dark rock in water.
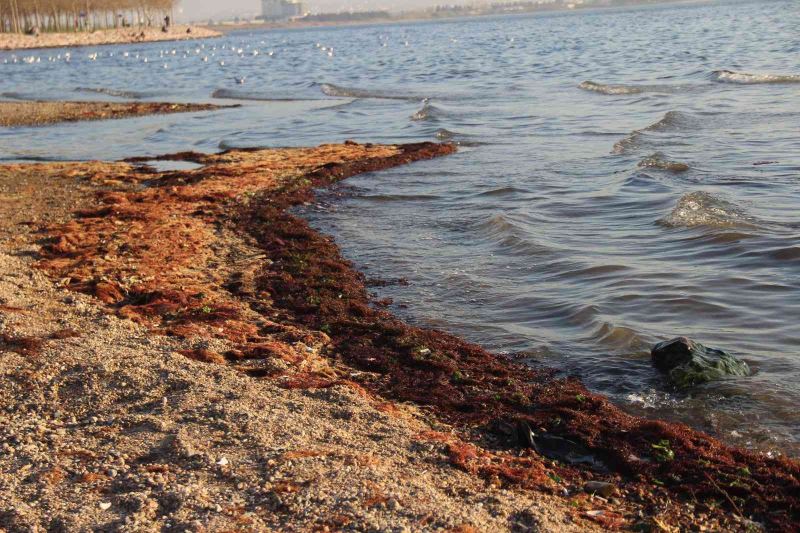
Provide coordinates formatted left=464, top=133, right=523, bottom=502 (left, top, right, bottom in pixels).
left=651, top=337, right=750, bottom=388
left=516, top=421, right=608, bottom=472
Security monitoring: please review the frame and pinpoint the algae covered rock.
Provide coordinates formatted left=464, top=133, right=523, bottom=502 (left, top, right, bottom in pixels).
left=651, top=337, right=750, bottom=387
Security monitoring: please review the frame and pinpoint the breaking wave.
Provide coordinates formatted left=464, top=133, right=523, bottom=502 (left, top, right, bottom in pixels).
left=579, top=81, right=648, bottom=95
left=658, top=191, right=756, bottom=229
left=638, top=153, right=690, bottom=172
left=578, top=80, right=695, bottom=95
left=613, top=111, right=701, bottom=154
left=211, top=88, right=319, bottom=101
left=711, top=70, right=800, bottom=84
left=411, top=101, right=444, bottom=121
left=319, top=83, right=424, bottom=100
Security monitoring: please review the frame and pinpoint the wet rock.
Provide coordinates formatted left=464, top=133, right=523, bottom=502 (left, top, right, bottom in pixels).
left=651, top=337, right=750, bottom=388
left=583, top=481, right=615, bottom=497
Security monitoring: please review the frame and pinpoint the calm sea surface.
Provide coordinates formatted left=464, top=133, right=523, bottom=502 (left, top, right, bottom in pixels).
left=2, top=0, right=799, bottom=455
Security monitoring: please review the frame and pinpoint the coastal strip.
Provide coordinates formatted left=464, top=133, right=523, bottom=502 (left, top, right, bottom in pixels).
left=0, top=142, right=797, bottom=530
left=0, top=100, right=235, bottom=128
left=0, top=26, right=220, bottom=51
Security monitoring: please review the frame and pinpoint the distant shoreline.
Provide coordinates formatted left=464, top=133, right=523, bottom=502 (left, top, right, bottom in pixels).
left=0, top=25, right=221, bottom=51
left=207, top=0, right=713, bottom=34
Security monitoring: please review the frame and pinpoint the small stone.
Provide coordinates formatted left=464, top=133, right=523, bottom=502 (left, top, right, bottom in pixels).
left=99, top=502, right=112, bottom=511
left=217, top=457, right=229, bottom=466
left=584, top=481, right=616, bottom=497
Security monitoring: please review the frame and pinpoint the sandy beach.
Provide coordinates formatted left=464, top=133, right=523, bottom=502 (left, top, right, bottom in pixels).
left=0, top=100, right=232, bottom=128
left=0, top=26, right=220, bottom=51
left=0, top=140, right=795, bottom=530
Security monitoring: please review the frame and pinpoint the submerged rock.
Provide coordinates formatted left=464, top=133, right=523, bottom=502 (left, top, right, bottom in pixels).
left=651, top=337, right=750, bottom=387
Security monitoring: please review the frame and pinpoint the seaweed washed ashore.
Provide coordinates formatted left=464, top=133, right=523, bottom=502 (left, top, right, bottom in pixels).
left=0, top=142, right=797, bottom=530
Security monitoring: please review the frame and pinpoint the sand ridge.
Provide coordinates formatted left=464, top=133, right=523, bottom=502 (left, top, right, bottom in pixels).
left=0, top=101, right=233, bottom=128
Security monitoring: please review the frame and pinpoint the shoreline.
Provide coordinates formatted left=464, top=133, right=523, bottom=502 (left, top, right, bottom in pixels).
left=207, top=0, right=713, bottom=34
left=1, top=142, right=797, bottom=529
left=0, top=100, right=235, bottom=128
left=0, top=26, right=221, bottom=51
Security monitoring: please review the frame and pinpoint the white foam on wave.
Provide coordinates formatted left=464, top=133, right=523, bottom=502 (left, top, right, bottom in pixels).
left=411, top=100, right=443, bottom=121
left=579, top=81, right=647, bottom=95
left=711, top=70, right=800, bottom=84
left=638, top=152, right=690, bottom=172
left=319, top=82, right=420, bottom=100
left=659, top=191, right=756, bottom=229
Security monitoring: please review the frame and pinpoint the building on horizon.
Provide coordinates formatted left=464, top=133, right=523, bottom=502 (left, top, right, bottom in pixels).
left=261, top=0, right=304, bottom=21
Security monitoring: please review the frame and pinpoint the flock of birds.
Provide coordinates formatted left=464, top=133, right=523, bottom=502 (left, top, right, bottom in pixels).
left=1, top=34, right=416, bottom=87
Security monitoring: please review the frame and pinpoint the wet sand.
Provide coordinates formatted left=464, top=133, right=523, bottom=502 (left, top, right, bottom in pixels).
left=0, top=101, right=233, bottom=128
left=0, top=142, right=796, bottom=530
left=0, top=26, right=220, bottom=51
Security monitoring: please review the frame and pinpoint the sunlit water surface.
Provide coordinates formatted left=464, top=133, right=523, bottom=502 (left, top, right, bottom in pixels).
left=2, top=0, right=799, bottom=455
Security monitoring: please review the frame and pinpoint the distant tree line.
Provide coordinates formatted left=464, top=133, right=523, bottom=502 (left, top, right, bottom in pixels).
left=0, top=0, right=177, bottom=33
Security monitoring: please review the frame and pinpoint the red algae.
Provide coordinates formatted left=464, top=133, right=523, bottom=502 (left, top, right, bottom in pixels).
left=31, top=141, right=800, bottom=530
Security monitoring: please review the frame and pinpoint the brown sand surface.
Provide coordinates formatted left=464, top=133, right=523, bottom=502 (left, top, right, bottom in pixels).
left=0, top=26, right=220, bottom=51
left=0, top=101, right=231, bottom=128
left=0, top=142, right=794, bottom=531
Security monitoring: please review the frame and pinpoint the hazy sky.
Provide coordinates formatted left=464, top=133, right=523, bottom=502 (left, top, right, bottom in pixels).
left=177, top=0, right=476, bottom=21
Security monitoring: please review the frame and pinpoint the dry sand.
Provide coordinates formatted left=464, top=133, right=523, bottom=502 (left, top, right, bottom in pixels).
left=0, top=148, right=597, bottom=532
left=0, top=101, right=231, bottom=128
left=0, top=26, right=220, bottom=51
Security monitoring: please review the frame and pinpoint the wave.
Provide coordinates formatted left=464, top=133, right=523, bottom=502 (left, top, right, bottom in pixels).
left=475, top=214, right=518, bottom=237
left=1, top=91, right=55, bottom=101
left=411, top=101, right=444, bottom=122
left=75, top=87, right=156, bottom=99
left=658, top=191, right=756, bottom=229
left=579, top=81, right=648, bottom=95
left=711, top=70, right=800, bottom=85
left=638, top=152, right=690, bottom=172
left=211, top=88, right=321, bottom=101
left=613, top=111, right=701, bottom=155
left=578, top=80, right=695, bottom=95
left=318, top=83, right=423, bottom=101
left=589, top=322, right=648, bottom=351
